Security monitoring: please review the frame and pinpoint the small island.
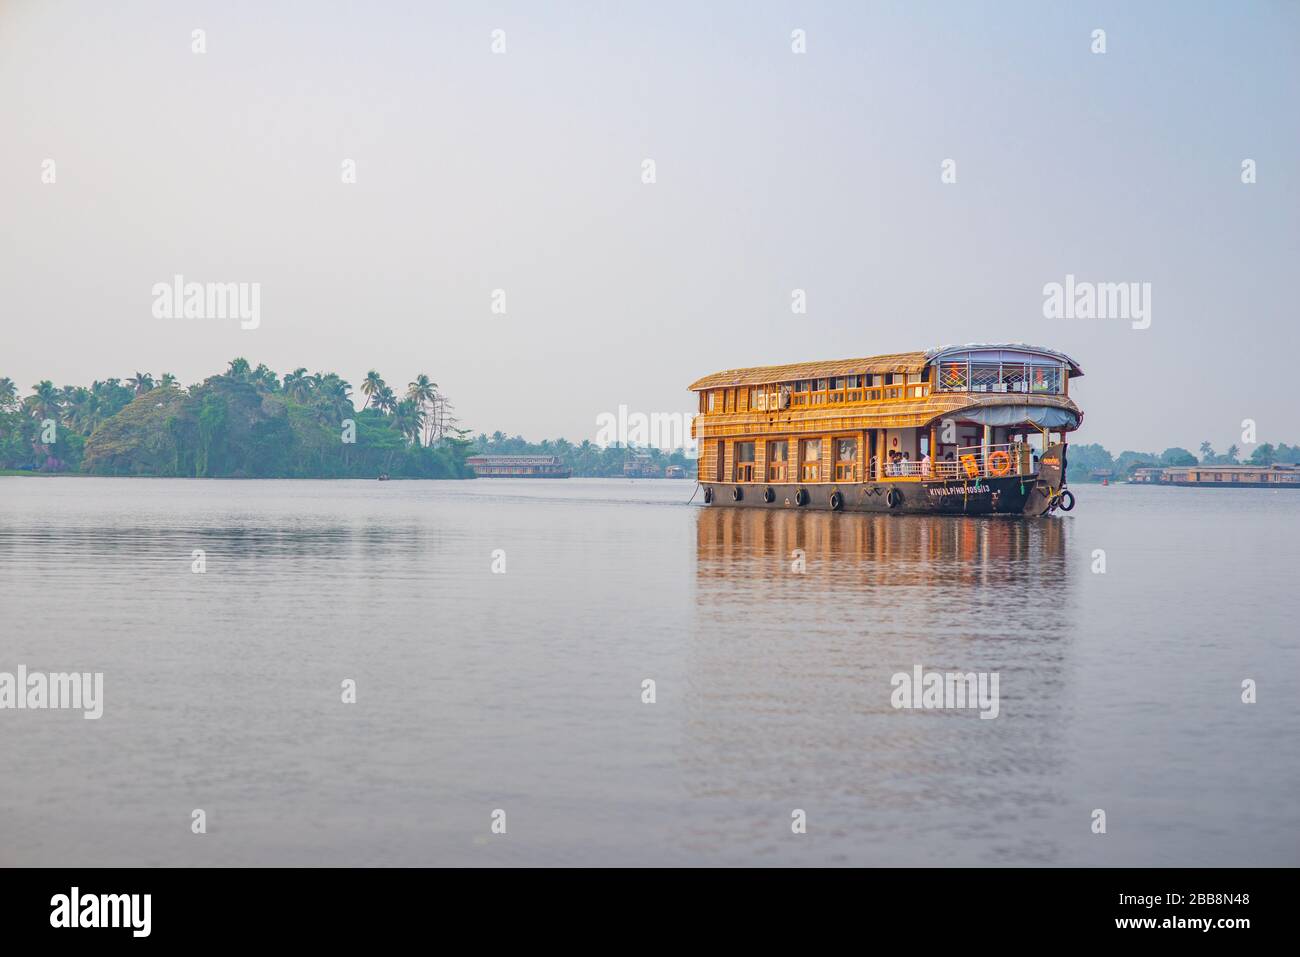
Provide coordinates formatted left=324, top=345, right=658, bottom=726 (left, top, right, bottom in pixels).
left=0, top=360, right=473, bottom=479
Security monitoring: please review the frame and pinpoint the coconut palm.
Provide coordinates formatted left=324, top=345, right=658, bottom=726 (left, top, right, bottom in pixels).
left=252, top=364, right=279, bottom=391
left=313, top=373, right=354, bottom=422
left=283, top=368, right=312, bottom=402
left=0, top=377, right=17, bottom=411
left=407, top=374, right=437, bottom=444
left=67, top=390, right=102, bottom=435
left=126, top=371, right=155, bottom=395
left=393, top=399, right=425, bottom=445
left=226, top=357, right=251, bottom=380
left=1199, top=441, right=1214, bottom=462
left=406, top=374, right=436, bottom=406
left=25, top=380, right=62, bottom=422
left=360, top=370, right=386, bottom=409
left=159, top=373, right=177, bottom=388
left=376, top=385, right=398, bottom=414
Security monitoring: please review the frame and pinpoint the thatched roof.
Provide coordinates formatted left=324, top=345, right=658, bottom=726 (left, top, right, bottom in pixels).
left=688, top=344, right=1083, bottom=391
left=687, top=352, right=928, bottom=391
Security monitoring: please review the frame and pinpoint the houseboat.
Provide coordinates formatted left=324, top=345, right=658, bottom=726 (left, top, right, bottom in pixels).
left=624, top=453, right=662, bottom=478
left=688, top=344, right=1083, bottom=516
left=1132, top=463, right=1299, bottom=487
left=466, top=454, right=572, bottom=478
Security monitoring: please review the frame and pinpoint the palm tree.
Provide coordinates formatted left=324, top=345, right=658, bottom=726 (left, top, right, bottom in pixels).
left=68, top=390, right=102, bottom=435
left=369, top=382, right=392, bottom=413
left=226, top=357, right=251, bottom=380
left=0, top=377, right=17, bottom=411
left=1199, top=441, right=1214, bottom=463
left=126, top=371, right=155, bottom=396
left=406, top=374, right=436, bottom=406
left=314, top=373, right=354, bottom=422
left=407, top=374, right=437, bottom=444
left=283, top=368, right=311, bottom=402
left=159, top=373, right=177, bottom=388
left=25, top=380, right=61, bottom=422
left=1226, top=444, right=1240, bottom=464
left=393, top=399, right=425, bottom=445
left=360, top=370, right=386, bottom=409
left=252, top=364, right=279, bottom=391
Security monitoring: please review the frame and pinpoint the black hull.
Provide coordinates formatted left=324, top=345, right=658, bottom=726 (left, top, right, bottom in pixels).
left=701, top=476, right=1047, bottom=516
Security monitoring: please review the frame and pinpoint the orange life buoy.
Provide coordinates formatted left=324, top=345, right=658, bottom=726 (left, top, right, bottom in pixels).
left=988, top=450, right=1011, bottom=476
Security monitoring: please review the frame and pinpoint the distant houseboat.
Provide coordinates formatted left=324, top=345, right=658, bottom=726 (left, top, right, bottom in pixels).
left=688, top=344, right=1083, bottom=515
left=467, top=454, right=572, bottom=478
left=1132, top=464, right=1299, bottom=488
left=665, top=464, right=688, bottom=479
left=624, top=453, right=661, bottom=478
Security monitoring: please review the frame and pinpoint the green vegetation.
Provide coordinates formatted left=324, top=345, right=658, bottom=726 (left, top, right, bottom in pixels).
left=470, top=432, right=694, bottom=477
left=0, top=362, right=473, bottom=479
left=1068, top=442, right=1300, bottom=482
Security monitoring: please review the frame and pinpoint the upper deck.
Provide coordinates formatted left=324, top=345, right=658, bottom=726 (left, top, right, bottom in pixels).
left=689, top=344, right=1083, bottom=438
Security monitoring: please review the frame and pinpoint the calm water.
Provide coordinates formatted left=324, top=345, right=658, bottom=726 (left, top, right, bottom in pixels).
left=1, top=477, right=1297, bottom=866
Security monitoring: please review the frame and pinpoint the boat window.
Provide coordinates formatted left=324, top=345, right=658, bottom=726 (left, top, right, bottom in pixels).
left=707, top=391, right=716, bottom=412
left=800, top=438, right=820, bottom=481
left=732, top=441, right=756, bottom=482
left=766, top=440, right=789, bottom=481
left=835, top=438, right=857, bottom=481
left=933, top=352, right=1067, bottom=394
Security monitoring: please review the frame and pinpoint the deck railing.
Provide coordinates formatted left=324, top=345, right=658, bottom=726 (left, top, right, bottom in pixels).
left=943, top=443, right=1034, bottom=480
left=870, top=444, right=1036, bottom=481
left=785, top=381, right=930, bottom=408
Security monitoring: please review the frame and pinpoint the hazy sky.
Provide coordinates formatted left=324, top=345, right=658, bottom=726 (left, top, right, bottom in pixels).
left=3, top=1, right=1297, bottom=452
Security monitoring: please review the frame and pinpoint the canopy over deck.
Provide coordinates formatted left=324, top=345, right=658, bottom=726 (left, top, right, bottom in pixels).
left=687, top=343, right=1083, bottom=392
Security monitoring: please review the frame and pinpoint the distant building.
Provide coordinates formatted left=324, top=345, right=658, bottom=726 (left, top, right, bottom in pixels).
left=1131, top=463, right=1299, bottom=487
left=1089, top=468, right=1114, bottom=481
left=624, top=453, right=661, bottom=478
left=467, top=454, right=572, bottom=478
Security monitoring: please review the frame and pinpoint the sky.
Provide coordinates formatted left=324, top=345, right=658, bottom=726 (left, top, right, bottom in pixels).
left=2, top=0, right=1297, bottom=453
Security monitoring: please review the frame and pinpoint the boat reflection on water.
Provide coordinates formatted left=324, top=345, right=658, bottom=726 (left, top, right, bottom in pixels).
left=695, top=506, right=1071, bottom=590
left=685, top=508, right=1077, bottom=864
